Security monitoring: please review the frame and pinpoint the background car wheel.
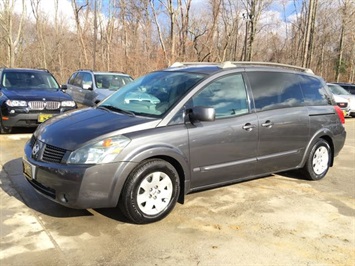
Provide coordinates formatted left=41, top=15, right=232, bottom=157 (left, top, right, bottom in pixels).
left=0, top=123, right=12, bottom=134
left=119, top=159, right=180, bottom=224
left=301, top=139, right=331, bottom=180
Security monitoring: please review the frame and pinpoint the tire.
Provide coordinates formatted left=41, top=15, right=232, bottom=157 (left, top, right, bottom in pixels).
left=301, top=139, right=331, bottom=181
left=0, top=123, right=12, bottom=134
left=119, top=159, right=180, bottom=224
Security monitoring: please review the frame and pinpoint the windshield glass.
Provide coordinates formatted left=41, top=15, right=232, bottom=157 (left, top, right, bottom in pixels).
left=98, top=71, right=206, bottom=117
left=1, top=71, right=60, bottom=90
left=94, top=74, right=133, bottom=91
left=328, top=84, right=351, bottom=95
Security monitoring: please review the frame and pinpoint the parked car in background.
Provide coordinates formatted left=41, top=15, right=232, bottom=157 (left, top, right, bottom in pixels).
left=334, top=82, right=355, bottom=95
left=0, top=68, right=76, bottom=134
left=64, top=69, right=134, bottom=107
left=23, top=61, right=346, bottom=224
left=327, top=83, right=355, bottom=117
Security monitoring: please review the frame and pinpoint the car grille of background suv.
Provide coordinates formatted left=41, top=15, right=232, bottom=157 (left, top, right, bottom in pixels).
left=28, top=101, right=60, bottom=110
left=42, top=144, right=67, bottom=163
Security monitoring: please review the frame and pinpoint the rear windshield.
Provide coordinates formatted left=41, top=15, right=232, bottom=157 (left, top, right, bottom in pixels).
left=1, top=71, right=60, bottom=90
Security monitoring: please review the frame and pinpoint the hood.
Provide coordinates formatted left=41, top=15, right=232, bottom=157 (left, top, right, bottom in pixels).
left=35, top=107, right=160, bottom=150
left=96, top=89, right=114, bottom=101
left=2, top=88, right=73, bottom=101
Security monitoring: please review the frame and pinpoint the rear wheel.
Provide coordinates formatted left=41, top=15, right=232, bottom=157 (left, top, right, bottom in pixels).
left=119, top=159, right=180, bottom=224
left=301, top=139, right=331, bottom=180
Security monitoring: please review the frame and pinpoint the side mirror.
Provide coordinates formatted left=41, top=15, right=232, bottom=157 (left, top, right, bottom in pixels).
left=61, top=84, right=67, bottom=90
left=188, top=106, right=215, bottom=123
left=83, top=84, right=93, bottom=90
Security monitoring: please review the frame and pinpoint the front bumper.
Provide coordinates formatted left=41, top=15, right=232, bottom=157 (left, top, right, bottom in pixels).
left=2, top=108, right=74, bottom=128
left=23, top=140, right=138, bottom=209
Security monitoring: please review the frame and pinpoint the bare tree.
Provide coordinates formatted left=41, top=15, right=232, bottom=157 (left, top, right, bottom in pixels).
left=302, top=0, right=317, bottom=68
left=241, top=0, right=272, bottom=61
left=71, top=0, right=90, bottom=67
left=0, top=0, right=25, bottom=67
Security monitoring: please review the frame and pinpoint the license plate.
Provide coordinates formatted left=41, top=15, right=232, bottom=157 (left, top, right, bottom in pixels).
left=23, top=159, right=35, bottom=180
left=38, top=113, right=53, bottom=122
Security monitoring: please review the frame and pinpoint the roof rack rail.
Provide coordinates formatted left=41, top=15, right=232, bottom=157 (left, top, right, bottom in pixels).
left=170, top=61, right=314, bottom=74
left=226, top=61, right=314, bottom=74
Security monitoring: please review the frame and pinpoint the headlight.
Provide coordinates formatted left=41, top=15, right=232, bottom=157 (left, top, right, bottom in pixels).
left=61, top=101, right=76, bottom=107
left=6, top=99, right=27, bottom=107
left=68, top=135, right=131, bottom=164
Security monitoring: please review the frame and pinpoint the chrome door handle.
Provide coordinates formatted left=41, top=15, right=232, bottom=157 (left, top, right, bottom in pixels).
left=261, top=120, right=274, bottom=128
left=242, top=123, right=256, bottom=131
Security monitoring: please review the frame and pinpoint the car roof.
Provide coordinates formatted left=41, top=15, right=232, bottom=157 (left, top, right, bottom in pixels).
left=166, top=61, right=314, bottom=75
left=1, top=68, right=50, bottom=73
left=334, top=82, right=355, bottom=86
left=76, top=69, right=131, bottom=76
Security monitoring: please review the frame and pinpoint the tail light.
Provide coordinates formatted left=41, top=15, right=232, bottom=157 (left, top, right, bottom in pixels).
left=334, top=106, right=345, bottom=124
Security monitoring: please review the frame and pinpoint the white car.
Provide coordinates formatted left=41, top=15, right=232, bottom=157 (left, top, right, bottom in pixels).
left=328, top=83, right=354, bottom=117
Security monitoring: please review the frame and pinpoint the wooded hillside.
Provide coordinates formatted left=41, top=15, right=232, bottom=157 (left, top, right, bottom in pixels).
left=1, top=0, right=354, bottom=84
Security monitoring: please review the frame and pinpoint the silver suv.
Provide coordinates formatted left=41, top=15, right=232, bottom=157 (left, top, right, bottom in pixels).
left=23, top=62, right=346, bottom=224
left=65, top=69, right=133, bottom=107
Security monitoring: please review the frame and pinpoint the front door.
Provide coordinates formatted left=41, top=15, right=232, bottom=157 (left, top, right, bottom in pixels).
left=187, top=73, right=259, bottom=189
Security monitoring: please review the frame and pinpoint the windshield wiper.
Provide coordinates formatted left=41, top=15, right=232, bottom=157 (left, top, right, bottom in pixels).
left=98, top=105, right=135, bottom=116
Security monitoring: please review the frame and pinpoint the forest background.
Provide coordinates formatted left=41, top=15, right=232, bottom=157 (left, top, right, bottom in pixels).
left=0, top=0, right=354, bottom=84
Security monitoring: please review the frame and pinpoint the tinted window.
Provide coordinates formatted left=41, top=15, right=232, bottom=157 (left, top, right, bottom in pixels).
left=247, top=72, right=304, bottom=111
left=298, top=75, right=330, bottom=106
left=192, top=74, right=248, bottom=118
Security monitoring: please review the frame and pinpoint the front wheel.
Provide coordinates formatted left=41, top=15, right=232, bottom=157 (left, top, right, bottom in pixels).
left=0, top=122, right=12, bottom=134
left=301, top=139, right=331, bottom=180
left=119, top=159, right=180, bottom=224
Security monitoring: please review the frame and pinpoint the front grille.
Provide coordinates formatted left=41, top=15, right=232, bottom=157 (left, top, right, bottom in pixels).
left=28, top=101, right=60, bottom=110
left=42, top=144, right=67, bottom=163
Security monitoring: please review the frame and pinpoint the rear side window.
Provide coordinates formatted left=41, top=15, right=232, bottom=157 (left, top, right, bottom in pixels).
left=298, top=75, right=331, bottom=106
left=247, top=72, right=304, bottom=111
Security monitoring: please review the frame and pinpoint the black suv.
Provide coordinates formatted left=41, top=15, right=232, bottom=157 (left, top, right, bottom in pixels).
left=23, top=62, right=346, bottom=224
left=65, top=69, right=133, bottom=107
left=334, top=82, right=355, bottom=95
left=0, top=68, right=76, bottom=133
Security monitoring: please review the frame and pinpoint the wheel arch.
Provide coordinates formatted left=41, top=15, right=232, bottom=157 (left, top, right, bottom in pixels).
left=300, top=130, right=335, bottom=168
left=112, top=146, right=190, bottom=207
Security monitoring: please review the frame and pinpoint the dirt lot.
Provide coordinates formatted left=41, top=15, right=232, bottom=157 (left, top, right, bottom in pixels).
left=1, top=119, right=354, bottom=266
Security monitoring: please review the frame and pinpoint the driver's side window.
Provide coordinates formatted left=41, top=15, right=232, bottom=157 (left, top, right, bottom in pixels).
left=192, top=74, right=248, bottom=118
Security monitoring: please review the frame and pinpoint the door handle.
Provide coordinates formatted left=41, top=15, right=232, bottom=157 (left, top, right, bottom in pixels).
left=242, top=123, right=256, bottom=131
left=261, top=120, right=274, bottom=128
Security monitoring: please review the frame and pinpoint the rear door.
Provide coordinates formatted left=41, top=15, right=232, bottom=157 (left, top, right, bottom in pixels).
left=246, top=71, right=309, bottom=173
left=187, top=73, right=259, bottom=189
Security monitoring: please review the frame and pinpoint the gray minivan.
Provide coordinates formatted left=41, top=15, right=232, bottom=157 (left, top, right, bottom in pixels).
left=23, top=62, right=346, bottom=224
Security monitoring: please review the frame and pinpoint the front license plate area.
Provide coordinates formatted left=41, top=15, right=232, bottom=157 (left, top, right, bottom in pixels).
left=38, top=113, right=53, bottom=122
left=23, top=159, right=35, bottom=180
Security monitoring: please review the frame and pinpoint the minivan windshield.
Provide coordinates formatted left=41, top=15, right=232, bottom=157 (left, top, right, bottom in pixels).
left=1, top=71, right=60, bottom=90
left=98, top=71, right=206, bottom=117
left=328, top=83, right=351, bottom=95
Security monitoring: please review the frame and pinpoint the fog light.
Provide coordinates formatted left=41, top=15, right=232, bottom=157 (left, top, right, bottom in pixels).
left=59, top=193, right=68, bottom=203
left=10, top=110, right=15, bottom=114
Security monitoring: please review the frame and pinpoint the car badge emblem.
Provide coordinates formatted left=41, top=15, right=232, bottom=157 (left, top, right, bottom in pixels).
left=43, top=98, right=46, bottom=101
left=32, top=143, right=40, bottom=156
